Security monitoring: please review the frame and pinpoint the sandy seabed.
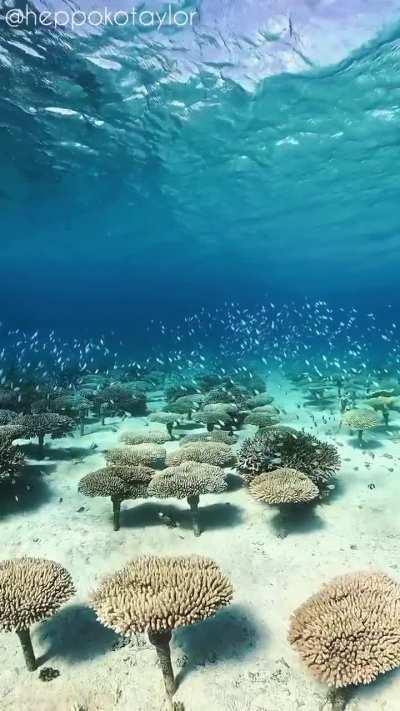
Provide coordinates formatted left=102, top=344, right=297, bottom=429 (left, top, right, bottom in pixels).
left=1, top=375, right=400, bottom=711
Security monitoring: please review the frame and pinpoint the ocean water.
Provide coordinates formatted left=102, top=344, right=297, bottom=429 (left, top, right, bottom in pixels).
left=1, top=3, right=400, bottom=710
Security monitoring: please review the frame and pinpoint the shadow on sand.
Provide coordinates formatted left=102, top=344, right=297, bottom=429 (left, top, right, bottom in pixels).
left=0, top=465, right=54, bottom=518
left=353, top=666, right=400, bottom=705
left=38, top=604, right=118, bottom=665
left=174, top=604, right=263, bottom=686
left=317, top=477, right=345, bottom=506
left=20, top=442, right=96, bottom=461
left=121, top=500, right=243, bottom=532
left=270, top=502, right=325, bottom=537
left=225, top=472, right=244, bottom=492
left=346, top=437, right=384, bottom=450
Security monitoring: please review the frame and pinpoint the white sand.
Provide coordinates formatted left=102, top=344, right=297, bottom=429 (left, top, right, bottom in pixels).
left=1, top=376, right=400, bottom=711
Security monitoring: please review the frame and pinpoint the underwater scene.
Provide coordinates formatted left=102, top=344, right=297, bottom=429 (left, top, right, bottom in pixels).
left=2, top=1, right=400, bottom=710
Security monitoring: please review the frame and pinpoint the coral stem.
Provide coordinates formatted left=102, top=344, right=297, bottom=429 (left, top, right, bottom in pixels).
left=111, top=497, right=121, bottom=531
left=37, top=434, right=45, bottom=459
left=16, top=628, right=36, bottom=671
left=167, top=423, right=174, bottom=440
left=187, top=494, right=201, bottom=537
left=79, top=410, right=85, bottom=436
left=324, top=687, right=350, bottom=711
left=148, top=629, right=176, bottom=699
left=383, top=409, right=389, bottom=426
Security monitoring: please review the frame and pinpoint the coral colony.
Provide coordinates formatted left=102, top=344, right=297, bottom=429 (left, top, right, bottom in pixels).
left=2, top=300, right=400, bottom=710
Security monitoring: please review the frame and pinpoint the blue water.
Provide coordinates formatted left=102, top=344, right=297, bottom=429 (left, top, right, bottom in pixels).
left=1, top=2, right=400, bottom=341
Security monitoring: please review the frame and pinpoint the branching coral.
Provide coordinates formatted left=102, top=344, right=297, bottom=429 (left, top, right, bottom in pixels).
left=236, top=371, right=266, bottom=394
left=105, top=444, right=166, bottom=470
left=123, top=379, right=153, bottom=394
left=79, top=465, right=154, bottom=530
left=0, top=424, right=25, bottom=442
left=361, top=396, right=399, bottom=426
left=289, top=572, right=400, bottom=709
left=203, top=403, right=239, bottom=415
left=0, top=409, right=17, bottom=425
left=0, top=557, right=75, bottom=670
left=0, top=437, right=25, bottom=482
left=237, top=429, right=340, bottom=490
left=204, top=384, right=247, bottom=406
left=148, top=461, right=227, bottom=536
left=179, top=431, right=238, bottom=446
left=246, top=394, right=274, bottom=408
left=244, top=411, right=280, bottom=428
left=192, top=409, right=234, bottom=432
left=52, top=393, right=91, bottom=435
left=14, top=413, right=75, bottom=458
left=90, top=555, right=233, bottom=698
left=342, top=408, right=380, bottom=445
left=249, top=468, right=319, bottom=505
left=165, top=381, right=198, bottom=403
left=166, top=395, right=203, bottom=419
left=167, top=442, right=236, bottom=468
left=120, top=430, right=170, bottom=445
left=0, top=389, right=17, bottom=409
left=101, top=384, right=147, bottom=416
left=149, top=411, right=181, bottom=439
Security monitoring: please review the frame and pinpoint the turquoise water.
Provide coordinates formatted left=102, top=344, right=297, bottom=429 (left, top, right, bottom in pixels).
left=1, top=3, right=400, bottom=335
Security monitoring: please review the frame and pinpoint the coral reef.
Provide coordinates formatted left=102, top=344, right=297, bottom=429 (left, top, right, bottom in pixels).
left=14, top=413, right=75, bottom=458
left=342, top=408, right=380, bottom=445
left=167, top=442, right=236, bottom=468
left=238, top=429, right=340, bottom=490
left=0, top=409, right=17, bottom=425
left=148, top=462, right=227, bottom=536
left=100, top=384, right=147, bottom=416
left=0, top=434, right=25, bottom=482
left=166, top=395, right=203, bottom=419
left=243, top=411, right=280, bottom=428
left=149, top=412, right=181, bottom=438
left=179, top=430, right=238, bottom=446
left=249, top=468, right=319, bottom=505
left=105, top=444, right=166, bottom=470
left=289, top=572, right=400, bottom=709
left=192, top=409, right=234, bottom=432
left=245, top=394, right=274, bottom=408
left=120, top=430, right=171, bottom=445
left=0, top=557, right=74, bottom=670
left=91, top=556, right=233, bottom=698
left=52, top=393, right=91, bottom=435
left=79, top=465, right=154, bottom=530
left=362, top=396, right=399, bottom=426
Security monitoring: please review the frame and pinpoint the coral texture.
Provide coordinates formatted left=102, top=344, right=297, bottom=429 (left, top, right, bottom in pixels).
left=14, top=413, right=75, bottom=439
left=238, top=429, right=340, bottom=488
left=79, top=465, right=154, bottom=499
left=244, top=411, right=280, bottom=427
left=105, top=444, right=166, bottom=469
left=289, top=572, right=400, bottom=688
left=91, top=555, right=233, bottom=635
left=167, top=442, right=236, bottom=468
left=120, top=430, right=170, bottom=445
left=0, top=558, right=75, bottom=631
left=179, top=431, right=238, bottom=446
left=342, top=409, right=380, bottom=431
left=148, top=461, right=227, bottom=499
left=0, top=410, right=17, bottom=426
left=0, top=436, right=25, bottom=482
left=249, top=468, right=319, bottom=505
